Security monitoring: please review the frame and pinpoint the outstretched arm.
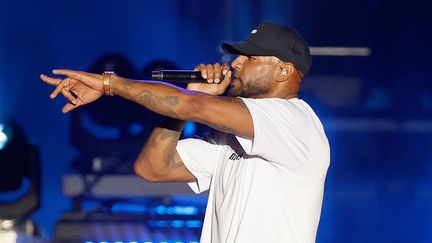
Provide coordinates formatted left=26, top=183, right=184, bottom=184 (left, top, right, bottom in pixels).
left=42, top=68, right=254, bottom=139
left=41, top=64, right=253, bottom=182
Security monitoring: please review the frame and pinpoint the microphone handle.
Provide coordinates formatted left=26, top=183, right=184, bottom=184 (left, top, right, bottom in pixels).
left=151, top=70, right=207, bottom=83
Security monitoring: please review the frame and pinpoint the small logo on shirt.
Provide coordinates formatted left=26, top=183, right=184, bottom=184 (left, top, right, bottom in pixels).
left=229, top=153, right=242, bottom=161
left=251, top=29, right=257, bottom=34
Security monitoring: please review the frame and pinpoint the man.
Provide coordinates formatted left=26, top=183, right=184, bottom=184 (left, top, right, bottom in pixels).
left=41, top=22, right=330, bottom=243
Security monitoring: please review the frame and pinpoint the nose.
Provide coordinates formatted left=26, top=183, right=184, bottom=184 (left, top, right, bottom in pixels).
left=231, top=55, right=246, bottom=71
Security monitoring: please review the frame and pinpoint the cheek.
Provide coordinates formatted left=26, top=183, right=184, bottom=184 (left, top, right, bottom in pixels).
left=246, top=64, right=273, bottom=81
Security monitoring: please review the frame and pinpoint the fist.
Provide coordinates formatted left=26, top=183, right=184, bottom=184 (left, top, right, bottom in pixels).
left=187, top=63, right=232, bottom=95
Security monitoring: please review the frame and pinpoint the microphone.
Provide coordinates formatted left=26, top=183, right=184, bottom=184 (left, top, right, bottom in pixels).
left=151, top=70, right=208, bottom=83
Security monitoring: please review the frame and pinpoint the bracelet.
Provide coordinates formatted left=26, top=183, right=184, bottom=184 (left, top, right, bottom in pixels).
left=102, top=71, right=115, bottom=96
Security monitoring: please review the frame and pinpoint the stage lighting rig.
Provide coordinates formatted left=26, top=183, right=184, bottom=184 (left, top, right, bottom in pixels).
left=0, top=121, right=41, bottom=220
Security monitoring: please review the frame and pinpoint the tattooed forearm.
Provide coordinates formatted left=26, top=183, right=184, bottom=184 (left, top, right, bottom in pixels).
left=113, top=78, right=188, bottom=120
left=137, top=90, right=180, bottom=117
left=139, top=92, right=179, bottom=108
left=123, top=80, right=135, bottom=91
left=136, top=118, right=185, bottom=173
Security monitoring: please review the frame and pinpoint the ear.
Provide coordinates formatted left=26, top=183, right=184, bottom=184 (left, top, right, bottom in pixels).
left=274, top=62, right=295, bottom=82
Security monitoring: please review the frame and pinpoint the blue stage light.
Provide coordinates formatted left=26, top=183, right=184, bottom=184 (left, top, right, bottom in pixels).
left=148, top=220, right=169, bottom=227
left=171, top=220, right=184, bottom=228
left=111, top=203, right=146, bottom=214
left=129, top=122, right=144, bottom=135
left=172, top=206, right=198, bottom=215
left=154, top=205, right=198, bottom=215
left=185, top=220, right=202, bottom=228
left=155, top=205, right=166, bottom=214
left=0, top=124, right=9, bottom=150
left=183, top=121, right=196, bottom=137
left=0, top=121, right=40, bottom=220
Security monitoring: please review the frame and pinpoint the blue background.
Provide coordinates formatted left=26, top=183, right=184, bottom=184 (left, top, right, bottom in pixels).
left=1, top=0, right=431, bottom=242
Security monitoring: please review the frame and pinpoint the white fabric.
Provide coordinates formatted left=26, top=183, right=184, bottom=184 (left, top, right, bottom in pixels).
left=177, top=98, right=330, bottom=243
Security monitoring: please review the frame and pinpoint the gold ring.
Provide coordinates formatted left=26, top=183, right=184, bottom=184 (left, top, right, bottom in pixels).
left=57, top=79, right=62, bottom=86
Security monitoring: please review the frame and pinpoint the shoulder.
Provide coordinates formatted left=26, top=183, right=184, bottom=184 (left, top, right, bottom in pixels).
left=240, top=97, right=311, bottom=121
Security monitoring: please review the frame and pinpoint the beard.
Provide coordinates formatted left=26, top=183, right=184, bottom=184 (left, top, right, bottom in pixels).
left=227, top=76, right=271, bottom=98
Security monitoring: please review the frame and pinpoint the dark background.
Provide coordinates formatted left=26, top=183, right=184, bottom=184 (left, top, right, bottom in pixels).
left=0, top=0, right=431, bottom=242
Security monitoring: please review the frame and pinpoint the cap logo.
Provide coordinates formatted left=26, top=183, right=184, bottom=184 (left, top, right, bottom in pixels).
left=251, top=29, right=257, bottom=34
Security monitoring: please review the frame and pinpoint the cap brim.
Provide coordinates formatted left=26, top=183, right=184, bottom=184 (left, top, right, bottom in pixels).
left=221, top=41, right=272, bottom=56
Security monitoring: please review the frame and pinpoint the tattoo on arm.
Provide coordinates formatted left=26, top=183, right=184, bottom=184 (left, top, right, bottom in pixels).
left=116, top=80, right=184, bottom=119
left=137, top=90, right=180, bottom=117
left=137, top=118, right=185, bottom=171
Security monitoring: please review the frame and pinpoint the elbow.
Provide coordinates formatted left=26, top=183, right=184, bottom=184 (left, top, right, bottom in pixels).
left=133, top=161, right=149, bottom=180
left=133, top=161, right=145, bottom=178
left=134, top=160, right=164, bottom=182
left=134, top=160, right=167, bottom=182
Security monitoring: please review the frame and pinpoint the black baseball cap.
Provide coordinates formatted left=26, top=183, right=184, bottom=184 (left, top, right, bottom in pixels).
left=221, top=22, right=312, bottom=75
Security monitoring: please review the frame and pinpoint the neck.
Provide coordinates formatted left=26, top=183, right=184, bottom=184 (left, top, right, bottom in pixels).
left=250, top=91, right=298, bottom=99
left=250, top=79, right=300, bottom=99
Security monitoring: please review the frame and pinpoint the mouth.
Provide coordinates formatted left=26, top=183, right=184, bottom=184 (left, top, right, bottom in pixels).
left=231, top=75, right=241, bottom=85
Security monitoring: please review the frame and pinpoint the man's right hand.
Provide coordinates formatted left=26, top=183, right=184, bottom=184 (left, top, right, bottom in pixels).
left=187, top=63, right=232, bottom=95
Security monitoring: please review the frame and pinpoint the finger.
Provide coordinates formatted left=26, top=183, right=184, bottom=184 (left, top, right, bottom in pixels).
left=40, top=74, right=62, bottom=86
left=61, top=88, right=78, bottom=105
left=50, top=80, right=67, bottom=99
left=219, top=70, right=232, bottom=91
left=62, top=102, right=80, bottom=113
left=196, top=64, right=207, bottom=79
left=206, top=64, right=214, bottom=83
left=52, top=69, right=94, bottom=85
left=221, top=63, right=230, bottom=76
left=213, top=63, right=222, bottom=83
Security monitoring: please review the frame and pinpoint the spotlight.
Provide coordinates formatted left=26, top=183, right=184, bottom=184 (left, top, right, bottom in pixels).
left=183, top=121, right=196, bottom=138
left=0, top=121, right=41, bottom=220
left=0, top=124, right=9, bottom=150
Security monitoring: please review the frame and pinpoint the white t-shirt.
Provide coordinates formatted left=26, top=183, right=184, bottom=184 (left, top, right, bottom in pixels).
left=176, top=98, right=330, bottom=243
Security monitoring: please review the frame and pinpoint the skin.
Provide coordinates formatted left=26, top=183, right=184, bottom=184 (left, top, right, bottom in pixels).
left=40, top=55, right=302, bottom=182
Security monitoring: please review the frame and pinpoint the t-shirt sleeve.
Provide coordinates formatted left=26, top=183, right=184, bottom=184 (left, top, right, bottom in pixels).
left=235, top=98, right=310, bottom=174
left=176, top=136, right=222, bottom=194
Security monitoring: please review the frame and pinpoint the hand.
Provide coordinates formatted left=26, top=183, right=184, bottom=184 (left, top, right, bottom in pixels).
left=187, top=63, right=232, bottom=95
left=40, top=69, right=105, bottom=113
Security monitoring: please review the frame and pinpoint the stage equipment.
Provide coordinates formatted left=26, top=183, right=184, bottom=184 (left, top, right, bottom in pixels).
left=0, top=121, right=40, bottom=219
left=0, top=121, right=42, bottom=242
